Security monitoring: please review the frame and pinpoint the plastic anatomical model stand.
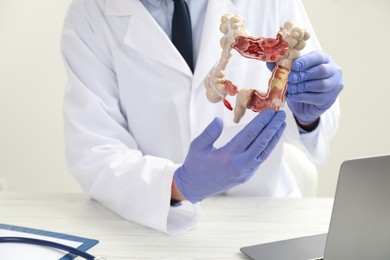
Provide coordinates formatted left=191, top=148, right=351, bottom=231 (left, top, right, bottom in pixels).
left=204, top=14, right=310, bottom=123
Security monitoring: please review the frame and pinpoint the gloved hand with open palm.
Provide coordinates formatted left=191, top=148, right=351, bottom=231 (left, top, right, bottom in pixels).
left=173, top=109, right=286, bottom=203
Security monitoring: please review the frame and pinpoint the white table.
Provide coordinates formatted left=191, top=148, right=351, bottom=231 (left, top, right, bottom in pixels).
left=0, top=193, right=333, bottom=259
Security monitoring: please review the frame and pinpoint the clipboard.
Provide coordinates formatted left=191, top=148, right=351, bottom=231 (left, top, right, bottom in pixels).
left=0, top=223, right=99, bottom=259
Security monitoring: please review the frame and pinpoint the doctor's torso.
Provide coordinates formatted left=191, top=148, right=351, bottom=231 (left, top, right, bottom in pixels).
left=63, top=0, right=321, bottom=196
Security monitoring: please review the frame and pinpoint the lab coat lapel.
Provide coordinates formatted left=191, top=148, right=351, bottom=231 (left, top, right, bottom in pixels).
left=106, top=0, right=192, bottom=76
left=192, top=0, right=239, bottom=91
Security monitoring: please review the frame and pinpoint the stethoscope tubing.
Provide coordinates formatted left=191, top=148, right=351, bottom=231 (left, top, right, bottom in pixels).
left=0, top=236, right=100, bottom=260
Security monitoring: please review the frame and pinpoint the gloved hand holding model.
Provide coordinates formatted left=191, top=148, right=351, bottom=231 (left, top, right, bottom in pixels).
left=268, top=51, right=343, bottom=127
left=173, top=109, right=286, bottom=203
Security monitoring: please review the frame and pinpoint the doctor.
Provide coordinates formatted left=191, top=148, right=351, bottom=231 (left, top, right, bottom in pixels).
left=61, top=0, right=343, bottom=234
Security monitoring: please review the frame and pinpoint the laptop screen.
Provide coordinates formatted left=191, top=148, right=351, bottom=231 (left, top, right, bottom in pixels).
left=323, top=155, right=390, bottom=259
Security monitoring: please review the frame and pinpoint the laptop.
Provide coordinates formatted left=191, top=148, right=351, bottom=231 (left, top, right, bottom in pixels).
left=240, top=154, right=390, bottom=260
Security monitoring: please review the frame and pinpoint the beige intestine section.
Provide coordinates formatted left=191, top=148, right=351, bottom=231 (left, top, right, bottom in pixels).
left=275, top=21, right=310, bottom=69
left=204, top=14, right=249, bottom=103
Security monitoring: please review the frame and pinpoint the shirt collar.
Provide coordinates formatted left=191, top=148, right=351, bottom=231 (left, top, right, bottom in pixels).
left=141, top=0, right=170, bottom=8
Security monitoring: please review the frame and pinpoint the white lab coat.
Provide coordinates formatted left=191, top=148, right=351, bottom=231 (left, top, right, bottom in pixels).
left=61, top=0, right=340, bottom=234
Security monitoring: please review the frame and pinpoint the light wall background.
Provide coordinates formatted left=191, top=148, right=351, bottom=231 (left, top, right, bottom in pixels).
left=0, top=0, right=389, bottom=196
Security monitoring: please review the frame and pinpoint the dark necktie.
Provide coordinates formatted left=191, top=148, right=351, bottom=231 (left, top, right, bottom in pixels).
left=172, top=0, right=194, bottom=72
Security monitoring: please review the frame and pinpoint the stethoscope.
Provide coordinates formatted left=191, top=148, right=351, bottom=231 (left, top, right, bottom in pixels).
left=0, top=237, right=106, bottom=260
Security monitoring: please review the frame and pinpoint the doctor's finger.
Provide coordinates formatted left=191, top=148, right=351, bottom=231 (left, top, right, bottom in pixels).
left=291, top=51, right=330, bottom=72
left=288, top=70, right=342, bottom=94
left=227, top=109, right=276, bottom=152
left=288, top=62, right=336, bottom=84
left=245, top=112, right=286, bottom=157
left=256, top=122, right=286, bottom=162
left=191, top=117, right=223, bottom=151
left=287, top=86, right=341, bottom=106
left=266, top=62, right=276, bottom=71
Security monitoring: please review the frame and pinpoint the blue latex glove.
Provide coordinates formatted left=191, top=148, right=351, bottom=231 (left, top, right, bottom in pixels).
left=173, top=109, right=286, bottom=203
left=267, top=51, right=343, bottom=124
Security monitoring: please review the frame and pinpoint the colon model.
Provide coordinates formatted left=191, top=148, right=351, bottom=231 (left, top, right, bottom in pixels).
left=204, top=14, right=310, bottom=123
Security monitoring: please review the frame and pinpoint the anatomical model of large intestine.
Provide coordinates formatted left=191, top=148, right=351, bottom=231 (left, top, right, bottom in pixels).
left=204, top=14, right=310, bottom=123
